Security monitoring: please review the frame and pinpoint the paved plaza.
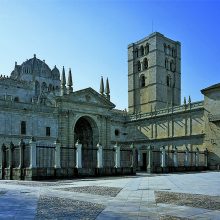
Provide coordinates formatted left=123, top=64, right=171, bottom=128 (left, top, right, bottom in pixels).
left=0, top=171, right=220, bottom=219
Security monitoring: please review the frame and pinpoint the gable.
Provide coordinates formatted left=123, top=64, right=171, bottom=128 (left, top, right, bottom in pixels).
left=58, top=87, right=115, bottom=109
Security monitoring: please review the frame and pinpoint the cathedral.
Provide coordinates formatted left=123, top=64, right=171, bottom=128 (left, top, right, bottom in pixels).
left=0, top=32, right=220, bottom=180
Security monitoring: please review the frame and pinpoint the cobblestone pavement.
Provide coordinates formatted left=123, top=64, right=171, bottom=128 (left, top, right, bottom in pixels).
left=36, top=196, right=104, bottom=219
left=155, top=191, right=220, bottom=211
left=0, top=171, right=220, bottom=219
left=55, top=186, right=122, bottom=197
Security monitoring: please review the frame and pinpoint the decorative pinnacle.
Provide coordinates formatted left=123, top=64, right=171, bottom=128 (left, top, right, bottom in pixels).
left=105, top=77, right=110, bottom=101
left=67, top=68, right=73, bottom=94
left=188, top=96, right=191, bottom=103
left=61, top=66, right=66, bottom=85
left=105, top=77, right=110, bottom=94
left=67, top=68, right=73, bottom=87
left=100, top=76, right=104, bottom=95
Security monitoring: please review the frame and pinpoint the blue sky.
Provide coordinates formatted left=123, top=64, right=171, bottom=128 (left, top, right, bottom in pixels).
left=0, top=0, right=220, bottom=110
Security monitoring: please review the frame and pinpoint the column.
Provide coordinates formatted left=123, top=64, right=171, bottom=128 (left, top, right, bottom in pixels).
left=184, top=147, right=189, bottom=167
left=54, top=139, right=61, bottom=169
left=18, top=139, right=25, bottom=169
left=8, top=142, right=14, bottom=169
left=130, top=143, right=135, bottom=168
left=97, top=143, right=103, bottom=168
left=114, top=143, right=120, bottom=168
left=147, top=146, right=153, bottom=173
left=75, top=141, right=82, bottom=168
left=173, top=147, right=178, bottom=167
left=0, top=144, right=6, bottom=179
left=161, top=146, right=166, bottom=168
left=195, top=148, right=199, bottom=167
left=29, top=137, right=37, bottom=168
left=0, top=144, right=3, bottom=170
left=204, top=148, right=208, bottom=167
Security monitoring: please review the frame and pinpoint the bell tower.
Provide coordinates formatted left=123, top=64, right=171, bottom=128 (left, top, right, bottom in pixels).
left=128, top=32, right=181, bottom=114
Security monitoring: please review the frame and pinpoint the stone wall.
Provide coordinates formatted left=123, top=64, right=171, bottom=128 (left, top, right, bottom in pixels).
left=202, top=84, right=220, bottom=169
left=0, top=100, right=58, bottom=146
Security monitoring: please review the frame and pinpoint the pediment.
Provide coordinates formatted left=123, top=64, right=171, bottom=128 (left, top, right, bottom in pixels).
left=61, top=87, right=115, bottom=109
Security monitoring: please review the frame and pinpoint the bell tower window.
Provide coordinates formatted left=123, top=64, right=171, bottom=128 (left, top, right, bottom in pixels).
left=135, top=48, right=139, bottom=58
left=140, top=75, right=145, bottom=87
left=143, top=58, right=148, bottom=70
left=140, top=46, right=144, bottom=56
left=167, top=75, right=171, bottom=87
left=165, top=58, right=168, bottom=69
left=170, top=60, right=175, bottom=72
left=137, top=61, right=141, bottom=72
left=145, top=43, right=149, bottom=54
left=164, top=43, right=167, bottom=53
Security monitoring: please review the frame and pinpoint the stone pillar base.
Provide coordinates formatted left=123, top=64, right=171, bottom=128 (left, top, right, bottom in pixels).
left=4, top=168, right=12, bottom=180
left=24, top=168, right=38, bottom=180
left=0, top=168, right=3, bottom=179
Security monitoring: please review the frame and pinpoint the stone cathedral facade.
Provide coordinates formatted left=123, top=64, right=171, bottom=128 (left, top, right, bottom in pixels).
left=0, top=32, right=220, bottom=180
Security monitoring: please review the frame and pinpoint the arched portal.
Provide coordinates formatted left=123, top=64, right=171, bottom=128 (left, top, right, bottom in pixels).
left=74, top=116, right=99, bottom=168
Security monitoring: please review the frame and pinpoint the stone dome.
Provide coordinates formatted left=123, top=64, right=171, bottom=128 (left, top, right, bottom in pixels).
left=20, top=54, right=51, bottom=78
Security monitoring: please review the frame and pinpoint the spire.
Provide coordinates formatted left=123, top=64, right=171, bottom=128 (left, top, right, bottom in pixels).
left=100, top=76, right=104, bottom=95
left=184, top=97, right=186, bottom=105
left=61, top=66, right=66, bottom=95
left=188, top=96, right=191, bottom=104
left=105, top=77, right=110, bottom=100
left=61, top=66, right=66, bottom=85
left=67, top=68, right=73, bottom=94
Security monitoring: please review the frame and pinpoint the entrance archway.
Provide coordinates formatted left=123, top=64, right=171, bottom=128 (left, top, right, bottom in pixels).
left=74, top=116, right=98, bottom=168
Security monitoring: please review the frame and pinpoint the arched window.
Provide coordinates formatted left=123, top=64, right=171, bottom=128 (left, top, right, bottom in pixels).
left=143, top=58, right=148, bottom=70
left=115, top=129, right=120, bottom=136
left=164, top=43, right=167, bottom=53
left=168, top=45, right=171, bottom=55
left=145, top=43, right=149, bottom=54
left=137, top=61, right=141, bottom=72
left=165, top=58, right=168, bottom=69
left=170, top=60, right=175, bottom=72
left=173, top=49, right=176, bottom=57
left=140, top=75, right=145, bottom=87
left=140, top=45, right=144, bottom=56
left=135, top=48, right=139, bottom=58
left=167, top=75, right=171, bottom=87
left=21, top=121, right=26, bottom=135
left=46, top=127, right=51, bottom=136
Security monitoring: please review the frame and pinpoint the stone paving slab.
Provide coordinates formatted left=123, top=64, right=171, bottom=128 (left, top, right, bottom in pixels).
left=0, top=172, right=220, bottom=219
left=0, top=190, right=39, bottom=219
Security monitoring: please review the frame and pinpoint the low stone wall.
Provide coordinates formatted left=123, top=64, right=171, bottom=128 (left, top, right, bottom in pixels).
left=1, top=167, right=136, bottom=180
left=0, top=139, right=136, bottom=180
